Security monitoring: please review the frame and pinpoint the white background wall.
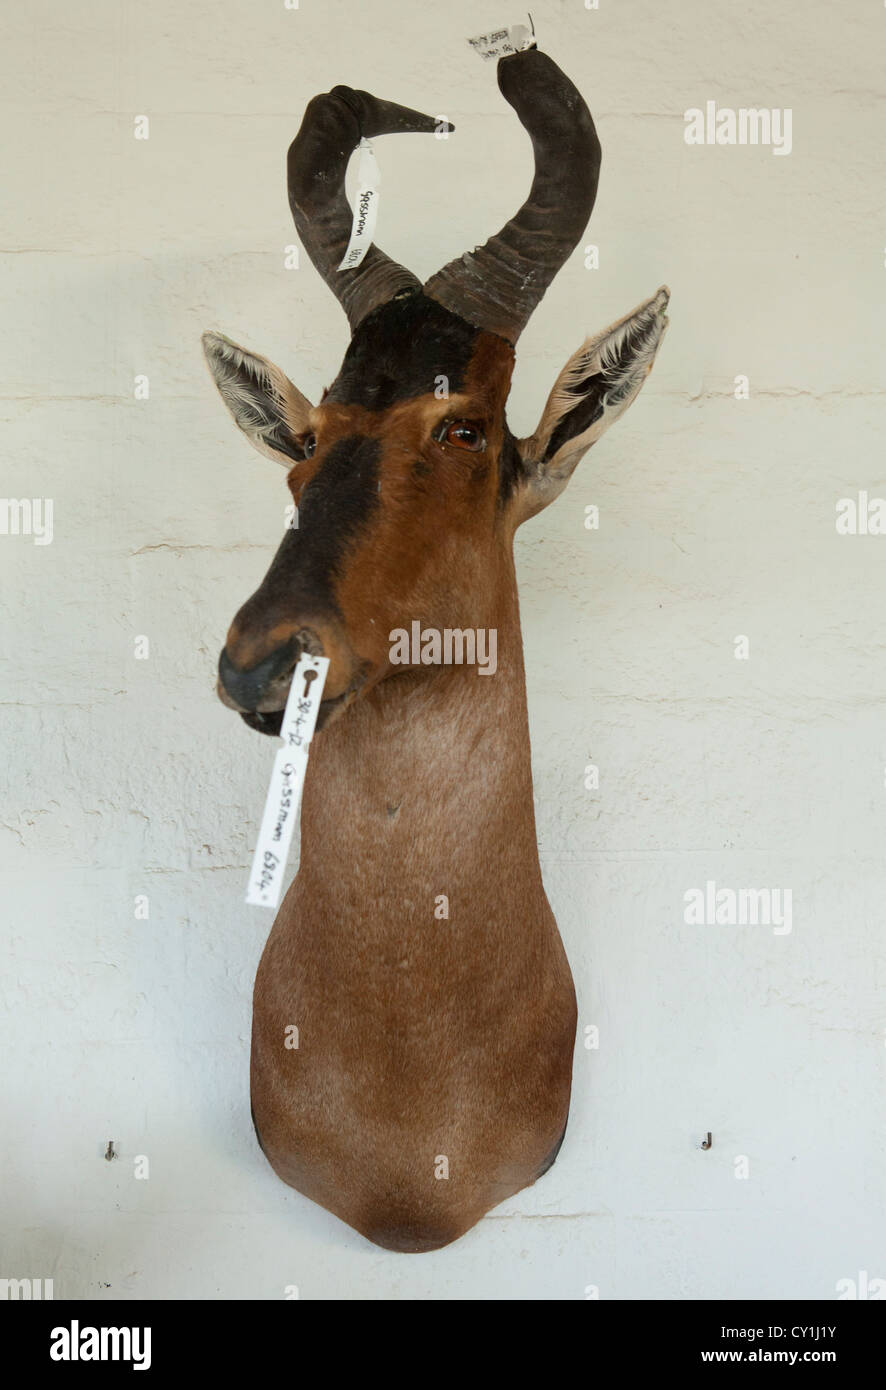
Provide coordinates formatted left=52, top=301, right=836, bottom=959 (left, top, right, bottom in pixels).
left=2, top=0, right=885, bottom=1300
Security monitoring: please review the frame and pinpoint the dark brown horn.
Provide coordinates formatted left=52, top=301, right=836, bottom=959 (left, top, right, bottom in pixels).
left=288, top=88, right=452, bottom=332
left=424, top=49, right=601, bottom=345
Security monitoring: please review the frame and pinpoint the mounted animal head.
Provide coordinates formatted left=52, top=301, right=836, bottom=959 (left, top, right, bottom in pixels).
left=204, top=48, right=669, bottom=735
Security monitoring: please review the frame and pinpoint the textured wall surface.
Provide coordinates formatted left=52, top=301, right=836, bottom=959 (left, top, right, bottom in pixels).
left=2, top=0, right=884, bottom=1300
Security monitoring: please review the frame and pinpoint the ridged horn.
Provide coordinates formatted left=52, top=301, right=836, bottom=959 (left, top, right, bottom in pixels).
left=424, top=49, right=601, bottom=344
left=288, top=87, right=452, bottom=331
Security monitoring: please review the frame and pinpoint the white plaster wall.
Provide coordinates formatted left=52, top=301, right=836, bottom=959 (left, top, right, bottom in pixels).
left=2, top=0, right=884, bottom=1300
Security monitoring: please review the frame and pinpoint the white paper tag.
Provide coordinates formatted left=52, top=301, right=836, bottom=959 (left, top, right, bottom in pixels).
left=245, top=743, right=309, bottom=909
left=337, top=140, right=381, bottom=271
left=245, top=653, right=330, bottom=909
left=466, top=21, right=535, bottom=61
left=280, top=652, right=330, bottom=750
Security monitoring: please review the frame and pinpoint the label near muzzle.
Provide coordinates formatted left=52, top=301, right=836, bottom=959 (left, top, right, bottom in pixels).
left=337, top=139, right=381, bottom=272
left=245, top=653, right=330, bottom=909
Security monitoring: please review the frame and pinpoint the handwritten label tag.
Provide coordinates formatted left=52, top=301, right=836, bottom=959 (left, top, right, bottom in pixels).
left=466, top=22, right=535, bottom=61
left=245, top=653, right=330, bottom=909
left=337, top=140, right=381, bottom=271
left=280, top=652, right=329, bottom=750
left=245, top=743, right=309, bottom=909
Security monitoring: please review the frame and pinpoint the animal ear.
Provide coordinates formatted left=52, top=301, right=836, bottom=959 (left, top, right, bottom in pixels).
left=201, top=331, right=314, bottom=467
left=514, top=287, right=669, bottom=518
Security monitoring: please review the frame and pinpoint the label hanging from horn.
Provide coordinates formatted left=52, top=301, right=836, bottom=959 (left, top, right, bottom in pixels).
left=466, top=19, right=536, bottom=61
left=337, top=139, right=381, bottom=272
left=245, top=653, right=330, bottom=909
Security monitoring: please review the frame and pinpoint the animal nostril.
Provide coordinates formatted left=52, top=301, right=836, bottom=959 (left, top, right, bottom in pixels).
left=218, top=640, right=301, bottom=711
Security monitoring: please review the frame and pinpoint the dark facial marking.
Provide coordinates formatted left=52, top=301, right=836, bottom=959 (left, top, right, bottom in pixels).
left=326, top=290, right=481, bottom=408
left=497, top=428, right=528, bottom=505
left=325, top=289, right=523, bottom=510
left=245, top=434, right=381, bottom=621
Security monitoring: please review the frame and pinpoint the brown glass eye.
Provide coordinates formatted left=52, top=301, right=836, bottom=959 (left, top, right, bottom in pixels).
left=439, top=420, right=486, bottom=452
left=302, top=433, right=317, bottom=458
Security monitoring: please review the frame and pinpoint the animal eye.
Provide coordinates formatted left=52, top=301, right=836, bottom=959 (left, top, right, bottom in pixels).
left=437, top=420, right=486, bottom=452
left=302, top=433, right=317, bottom=458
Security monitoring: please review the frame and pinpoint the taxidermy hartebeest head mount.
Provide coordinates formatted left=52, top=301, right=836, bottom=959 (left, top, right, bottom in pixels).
left=203, top=46, right=668, bottom=1254
left=205, top=47, right=668, bottom=731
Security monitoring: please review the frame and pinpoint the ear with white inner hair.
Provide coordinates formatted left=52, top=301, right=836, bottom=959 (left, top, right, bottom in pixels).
left=201, top=331, right=314, bottom=467
left=514, top=286, right=669, bottom=519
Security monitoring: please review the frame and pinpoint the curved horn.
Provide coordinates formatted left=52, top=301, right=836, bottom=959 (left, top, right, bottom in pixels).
left=424, top=49, right=601, bottom=345
left=288, top=87, right=452, bottom=332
